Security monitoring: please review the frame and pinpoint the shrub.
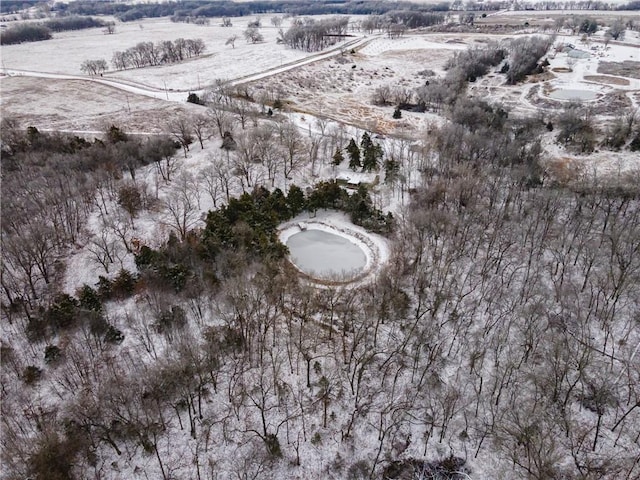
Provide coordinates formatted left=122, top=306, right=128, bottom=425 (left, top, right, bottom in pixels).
left=110, top=269, right=138, bottom=298
left=106, top=125, right=128, bottom=143
left=311, top=432, right=322, bottom=445
left=579, top=17, right=598, bottom=34
left=26, top=317, right=48, bottom=343
left=347, top=460, right=370, bottom=479
left=0, top=24, right=52, bottom=45
left=87, top=313, right=109, bottom=337
left=383, top=456, right=470, bottom=480
left=556, top=103, right=596, bottom=153
left=45, top=294, right=79, bottom=331
left=264, top=433, right=282, bottom=457
left=27, top=432, right=80, bottom=480
left=118, top=184, right=143, bottom=218
left=104, top=325, right=125, bottom=344
left=44, top=345, right=62, bottom=364
left=22, top=366, right=43, bottom=385
left=445, top=43, right=506, bottom=83
left=506, top=36, right=554, bottom=84
left=44, top=16, right=105, bottom=32
left=154, top=305, right=187, bottom=334
left=97, top=276, right=113, bottom=299
left=77, top=285, right=102, bottom=312
left=187, top=92, right=205, bottom=105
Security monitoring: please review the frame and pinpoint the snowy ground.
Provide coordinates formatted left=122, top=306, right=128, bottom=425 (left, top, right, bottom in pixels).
left=2, top=11, right=640, bottom=480
left=0, top=75, right=203, bottom=133
left=247, top=33, right=498, bottom=136
left=0, top=15, right=363, bottom=91
left=2, top=11, right=638, bottom=293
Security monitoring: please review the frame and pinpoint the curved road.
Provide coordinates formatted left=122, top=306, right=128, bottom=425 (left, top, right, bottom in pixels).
left=2, top=35, right=378, bottom=104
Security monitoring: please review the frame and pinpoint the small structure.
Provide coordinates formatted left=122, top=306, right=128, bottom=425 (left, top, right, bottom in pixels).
left=336, top=172, right=379, bottom=190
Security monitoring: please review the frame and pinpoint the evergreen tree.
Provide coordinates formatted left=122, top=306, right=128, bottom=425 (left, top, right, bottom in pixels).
left=332, top=147, right=344, bottom=166
left=360, top=131, right=373, bottom=153
left=393, top=107, right=402, bottom=119
left=346, top=138, right=361, bottom=171
left=187, top=93, right=204, bottom=105
left=267, top=188, right=291, bottom=221
left=286, top=185, right=306, bottom=217
left=362, top=142, right=383, bottom=172
left=348, top=184, right=372, bottom=224
left=384, top=158, right=400, bottom=184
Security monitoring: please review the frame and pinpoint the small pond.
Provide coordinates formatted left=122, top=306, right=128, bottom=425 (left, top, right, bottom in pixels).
left=287, top=229, right=367, bottom=280
left=548, top=89, right=598, bottom=101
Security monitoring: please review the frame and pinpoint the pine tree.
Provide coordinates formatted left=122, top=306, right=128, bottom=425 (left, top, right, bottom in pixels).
left=360, top=131, right=372, bottom=153
left=332, top=147, right=344, bottom=166
left=346, top=138, right=361, bottom=171
left=287, top=185, right=306, bottom=216
left=384, top=158, right=400, bottom=184
left=362, top=142, right=383, bottom=172
left=393, top=107, right=402, bottom=119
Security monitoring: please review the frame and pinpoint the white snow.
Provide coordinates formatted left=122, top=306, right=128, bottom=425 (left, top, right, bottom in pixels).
left=0, top=15, right=364, bottom=91
left=2, top=13, right=640, bottom=480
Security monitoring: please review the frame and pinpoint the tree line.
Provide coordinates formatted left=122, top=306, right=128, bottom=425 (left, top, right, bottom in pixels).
left=0, top=16, right=106, bottom=45
left=373, top=37, right=552, bottom=113
left=279, top=16, right=350, bottom=52
left=52, top=0, right=451, bottom=22
left=111, top=38, right=206, bottom=71
left=360, top=11, right=445, bottom=34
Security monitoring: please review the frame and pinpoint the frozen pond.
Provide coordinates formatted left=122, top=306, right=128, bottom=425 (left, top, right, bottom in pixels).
left=287, top=229, right=367, bottom=280
left=548, top=89, right=598, bottom=101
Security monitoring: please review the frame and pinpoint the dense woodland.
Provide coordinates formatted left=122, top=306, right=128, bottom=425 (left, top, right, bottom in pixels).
left=0, top=16, right=107, bottom=45
left=1, top=15, right=640, bottom=480
left=2, top=0, right=637, bottom=19
left=50, top=0, right=452, bottom=21
left=2, top=91, right=639, bottom=480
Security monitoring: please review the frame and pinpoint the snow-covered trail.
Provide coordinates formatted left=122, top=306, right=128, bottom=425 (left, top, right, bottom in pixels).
left=230, top=35, right=378, bottom=86
left=2, top=69, right=182, bottom=101
left=1, top=35, right=377, bottom=104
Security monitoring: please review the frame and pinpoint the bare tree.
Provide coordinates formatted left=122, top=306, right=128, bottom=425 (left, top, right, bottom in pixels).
left=207, top=103, right=235, bottom=138
left=271, top=16, right=283, bottom=28
left=167, top=117, right=194, bottom=158
left=87, top=229, right=121, bottom=274
left=244, top=26, right=264, bottom=44
left=80, top=59, right=108, bottom=75
left=225, top=35, right=238, bottom=48
left=277, top=121, right=306, bottom=179
left=162, top=172, right=201, bottom=240
left=190, top=114, right=210, bottom=149
left=607, top=18, right=626, bottom=40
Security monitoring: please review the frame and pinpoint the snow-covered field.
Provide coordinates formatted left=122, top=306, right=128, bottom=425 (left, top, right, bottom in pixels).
left=2, top=10, right=640, bottom=480
left=0, top=15, right=360, bottom=90
left=247, top=33, right=489, bottom=135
